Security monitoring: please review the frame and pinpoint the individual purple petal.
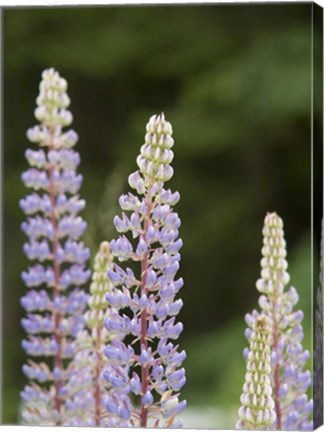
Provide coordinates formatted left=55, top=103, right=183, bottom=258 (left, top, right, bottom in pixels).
left=142, top=391, right=154, bottom=406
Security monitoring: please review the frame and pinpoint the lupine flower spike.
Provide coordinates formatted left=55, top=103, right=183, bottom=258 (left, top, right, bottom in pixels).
left=104, top=113, right=186, bottom=427
left=20, top=68, right=90, bottom=425
left=314, top=220, right=323, bottom=428
left=243, top=213, right=312, bottom=430
left=66, top=241, right=114, bottom=426
left=237, top=315, right=276, bottom=430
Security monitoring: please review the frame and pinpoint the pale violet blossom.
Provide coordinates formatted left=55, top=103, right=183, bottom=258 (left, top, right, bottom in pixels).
left=20, top=68, right=90, bottom=425
left=104, top=114, right=186, bottom=427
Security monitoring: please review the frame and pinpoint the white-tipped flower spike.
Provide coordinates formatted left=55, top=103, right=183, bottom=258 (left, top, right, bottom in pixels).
left=104, top=114, right=186, bottom=427
left=237, top=315, right=276, bottom=430
left=314, top=220, right=323, bottom=428
left=243, top=213, right=312, bottom=430
left=65, top=241, right=114, bottom=426
left=20, top=68, right=91, bottom=425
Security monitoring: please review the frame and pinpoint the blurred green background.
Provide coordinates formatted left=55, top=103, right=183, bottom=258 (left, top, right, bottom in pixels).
left=3, top=4, right=319, bottom=428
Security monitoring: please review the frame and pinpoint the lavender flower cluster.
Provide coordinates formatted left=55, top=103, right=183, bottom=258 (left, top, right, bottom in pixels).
left=20, top=68, right=90, bottom=425
left=239, top=213, right=313, bottom=430
left=20, top=70, right=186, bottom=428
left=104, top=113, right=186, bottom=428
left=19, top=68, right=315, bottom=430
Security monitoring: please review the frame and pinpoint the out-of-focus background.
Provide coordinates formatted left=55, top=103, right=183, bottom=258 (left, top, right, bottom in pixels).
left=3, top=4, right=320, bottom=428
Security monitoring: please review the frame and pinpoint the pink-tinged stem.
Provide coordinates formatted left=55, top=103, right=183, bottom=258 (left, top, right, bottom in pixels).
left=140, top=196, right=152, bottom=428
left=94, top=327, right=103, bottom=426
left=48, top=138, right=63, bottom=425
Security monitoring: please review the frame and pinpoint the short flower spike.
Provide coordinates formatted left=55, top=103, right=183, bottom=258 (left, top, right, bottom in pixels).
left=237, top=315, right=276, bottom=430
left=66, top=241, right=115, bottom=426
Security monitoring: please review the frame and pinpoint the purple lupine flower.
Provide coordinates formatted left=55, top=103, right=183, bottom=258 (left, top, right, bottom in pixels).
left=20, top=68, right=90, bottom=425
left=65, top=241, right=115, bottom=426
left=242, top=213, right=312, bottom=430
left=314, top=220, right=323, bottom=428
left=104, top=113, right=186, bottom=428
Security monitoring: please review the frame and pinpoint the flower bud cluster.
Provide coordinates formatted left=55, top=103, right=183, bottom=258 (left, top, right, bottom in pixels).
left=104, top=114, right=186, bottom=427
left=20, top=68, right=90, bottom=425
left=237, top=315, right=276, bottom=430
left=136, top=113, right=174, bottom=183
left=66, top=242, right=115, bottom=426
left=242, top=213, right=312, bottom=430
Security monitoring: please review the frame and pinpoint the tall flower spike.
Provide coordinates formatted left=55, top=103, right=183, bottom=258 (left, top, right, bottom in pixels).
left=237, top=315, right=276, bottom=430
left=65, top=241, right=114, bottom=426
left=314, top=220, right=323, bottom=428
left=243, top=213, right=312, bottom=430
left=20, top=68, right=91, bottom=425
left=104, top=113, right=186, bottom=428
